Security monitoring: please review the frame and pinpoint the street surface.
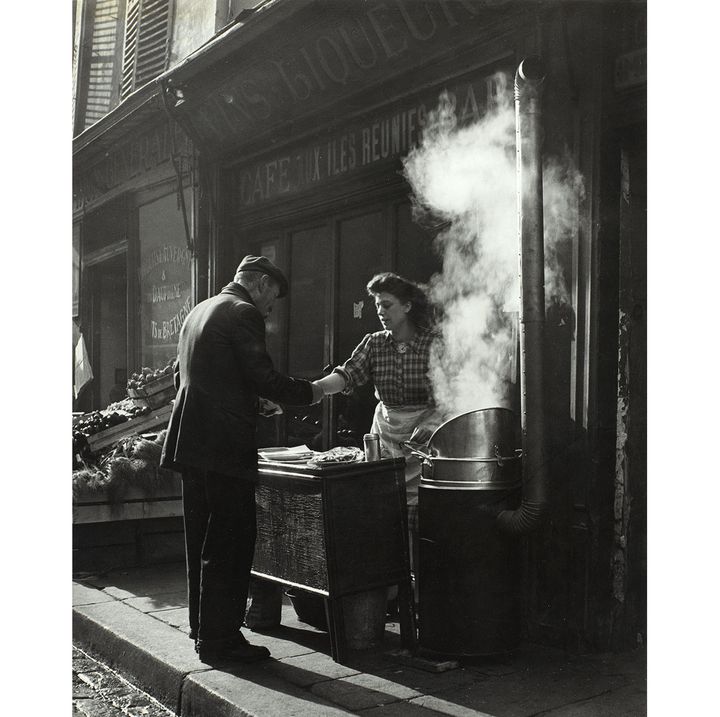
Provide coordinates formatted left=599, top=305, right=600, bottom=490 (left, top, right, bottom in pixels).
left=73, top=645, right=175, bottom=717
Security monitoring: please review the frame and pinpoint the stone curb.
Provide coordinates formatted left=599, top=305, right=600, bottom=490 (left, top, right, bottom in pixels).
left=72, top=581, right=356, bottom=716
left=73, top=595, right=201, bottom=713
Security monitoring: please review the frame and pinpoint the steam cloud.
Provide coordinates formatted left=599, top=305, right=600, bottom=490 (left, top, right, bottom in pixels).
left=403, top=73, right=584, bottom=420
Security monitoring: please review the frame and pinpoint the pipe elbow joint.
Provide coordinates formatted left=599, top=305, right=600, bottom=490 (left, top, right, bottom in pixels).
left=496, top=499, right=548, bottom=535
left=514, top=56, right=546, bottom=102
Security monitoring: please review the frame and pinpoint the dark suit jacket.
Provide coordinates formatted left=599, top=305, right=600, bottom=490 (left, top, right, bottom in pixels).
left=160, top=282, right=314, bottom=477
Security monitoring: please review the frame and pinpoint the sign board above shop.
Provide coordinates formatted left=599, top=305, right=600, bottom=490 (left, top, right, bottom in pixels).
left=73, top=121, right=194, bottom=213
left=229, top=62, right=513, bottom=209
left=164, top=0, right=525, bottom=158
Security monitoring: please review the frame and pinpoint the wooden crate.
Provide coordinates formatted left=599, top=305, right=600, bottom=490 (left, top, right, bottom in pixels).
left=73, top=474, right=183, bottom=525
left=86, top=404, right=173, bottom=453
left=128, top=374, right=176, bottom=410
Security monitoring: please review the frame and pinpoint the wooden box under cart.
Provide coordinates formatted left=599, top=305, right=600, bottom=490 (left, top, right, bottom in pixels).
left=253, top=457, right=416, bottom=663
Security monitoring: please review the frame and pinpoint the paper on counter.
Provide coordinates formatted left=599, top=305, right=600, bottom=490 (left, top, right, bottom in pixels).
left=258, top=445, right=315, bottom=462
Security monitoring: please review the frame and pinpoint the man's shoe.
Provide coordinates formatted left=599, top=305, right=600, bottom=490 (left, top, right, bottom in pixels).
left=197, top=634, right=271, bottom=664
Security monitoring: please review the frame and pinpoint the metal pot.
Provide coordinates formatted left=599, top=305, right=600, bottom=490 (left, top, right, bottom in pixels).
left=401, top=407, right=522, bottom=490
left=428, top=407, right=517, bottom=459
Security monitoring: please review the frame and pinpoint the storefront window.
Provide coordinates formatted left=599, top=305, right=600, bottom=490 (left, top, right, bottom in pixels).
left=138, top=191, right=193, bottom=370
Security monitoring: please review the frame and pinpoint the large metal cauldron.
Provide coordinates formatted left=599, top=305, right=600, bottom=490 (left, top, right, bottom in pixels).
left=413, top=407, right=523, bottom=657
left=404, top=407, right=522, bottom=489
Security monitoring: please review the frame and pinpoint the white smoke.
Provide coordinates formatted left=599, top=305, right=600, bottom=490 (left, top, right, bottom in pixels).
left=403, top=73, right=584, bottom=419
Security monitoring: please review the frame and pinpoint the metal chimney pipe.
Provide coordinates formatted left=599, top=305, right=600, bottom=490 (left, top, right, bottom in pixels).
left=497, top=57, right=549, bottom=534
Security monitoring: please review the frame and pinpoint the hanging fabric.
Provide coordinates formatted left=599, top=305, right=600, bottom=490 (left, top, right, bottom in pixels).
left=74, top=331, right=94, bottom=398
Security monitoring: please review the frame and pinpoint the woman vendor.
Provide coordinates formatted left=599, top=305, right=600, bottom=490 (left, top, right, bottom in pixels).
left=312, top=272, right=443, bottom=574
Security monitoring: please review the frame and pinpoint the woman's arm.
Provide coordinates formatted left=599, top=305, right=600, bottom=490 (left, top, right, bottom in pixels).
left=313, top=333, right=374, bottom=397
left=312, top=372, right=347, bottom=396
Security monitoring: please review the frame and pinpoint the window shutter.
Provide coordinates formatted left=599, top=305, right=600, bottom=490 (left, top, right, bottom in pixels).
left=120, top=0, right=141, bottom=100
left=121, top=0, right=171, bottom=101
left=83, top=0, right=124, bottom=129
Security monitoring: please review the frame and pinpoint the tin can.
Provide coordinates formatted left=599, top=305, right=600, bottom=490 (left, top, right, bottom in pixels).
left=363, top=433, right=381, bottom=462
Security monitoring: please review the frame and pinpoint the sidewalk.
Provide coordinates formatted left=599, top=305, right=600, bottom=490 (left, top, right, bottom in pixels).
left=72, top=561, right=646, bottom=716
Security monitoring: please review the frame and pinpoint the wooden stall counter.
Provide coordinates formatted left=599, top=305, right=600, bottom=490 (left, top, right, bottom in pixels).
left=253, top=457, right=416, bottom=663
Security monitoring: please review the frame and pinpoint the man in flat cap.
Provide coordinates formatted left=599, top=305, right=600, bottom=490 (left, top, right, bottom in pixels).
left=161, top=255, right=323, bottom=665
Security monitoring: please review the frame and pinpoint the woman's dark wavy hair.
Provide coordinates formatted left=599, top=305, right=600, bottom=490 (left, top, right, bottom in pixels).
left=366, top=272, right=431, bottom=329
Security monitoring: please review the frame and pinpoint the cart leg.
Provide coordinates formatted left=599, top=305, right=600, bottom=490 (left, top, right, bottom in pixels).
left=245, top=577, right=283, bottom=630
left=325, top=596, right=347, bottom=663
left=398, top=579, right=417, bottom=651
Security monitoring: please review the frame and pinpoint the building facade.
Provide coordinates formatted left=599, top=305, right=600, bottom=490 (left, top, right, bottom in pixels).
left=73, top=0, right=647, bottom=652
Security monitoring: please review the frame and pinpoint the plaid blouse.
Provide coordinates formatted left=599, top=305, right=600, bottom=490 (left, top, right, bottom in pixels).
left=333, top=328, right=437, bottom=407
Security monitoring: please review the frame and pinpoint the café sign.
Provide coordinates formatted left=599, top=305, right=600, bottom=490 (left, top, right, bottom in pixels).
left=231, top=65, right=512, bottom=208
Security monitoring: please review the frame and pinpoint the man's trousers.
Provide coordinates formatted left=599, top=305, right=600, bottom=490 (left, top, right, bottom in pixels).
left=181, top=466, right=257, bottom=644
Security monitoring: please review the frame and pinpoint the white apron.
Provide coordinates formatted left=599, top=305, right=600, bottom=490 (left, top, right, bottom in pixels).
left=370, top=402, right=442, bottom=503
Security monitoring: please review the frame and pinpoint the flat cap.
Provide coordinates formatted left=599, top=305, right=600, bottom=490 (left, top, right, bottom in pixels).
left=236, top=255, right=288, bottom=297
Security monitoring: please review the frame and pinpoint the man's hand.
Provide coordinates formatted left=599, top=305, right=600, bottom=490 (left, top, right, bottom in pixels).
left=258, top=397, right=283, bottom=417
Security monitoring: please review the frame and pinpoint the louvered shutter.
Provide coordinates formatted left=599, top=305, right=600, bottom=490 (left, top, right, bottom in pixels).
left=83, top=0, right=124, bottom=129
left=120, top=0, right=141, bottom=100
left=121, top=0, right=172, bottom=101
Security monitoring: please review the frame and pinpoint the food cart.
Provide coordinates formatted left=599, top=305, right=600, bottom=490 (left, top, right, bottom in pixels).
left=253, top=456, right=417, bottom=663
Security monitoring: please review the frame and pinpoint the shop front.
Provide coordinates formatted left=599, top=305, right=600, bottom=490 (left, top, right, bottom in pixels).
left=161, top=0, right=542, bottom=450
left=72, top=99, right=197, bottom=569
left=156, top=1, right=644, bottom=652
left=73, top=112, right=196, bottom=412
left=71, top=0, right=646, bottom=653
left=223, top=58, right=520, bottom=451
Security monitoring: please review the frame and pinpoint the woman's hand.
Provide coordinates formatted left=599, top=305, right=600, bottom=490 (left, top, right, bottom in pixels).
left=310, top=382, right=325, bottom=404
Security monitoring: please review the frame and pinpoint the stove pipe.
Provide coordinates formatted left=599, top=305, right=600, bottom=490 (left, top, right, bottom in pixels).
left=497, top=57, right=549, bottom=534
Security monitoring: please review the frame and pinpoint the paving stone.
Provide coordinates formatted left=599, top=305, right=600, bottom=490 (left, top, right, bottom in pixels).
left=374, top=663, right=478, bottom=697
left=541, top=682, right=646, bottom=716
left=564, top=649, right=647, bottom=679
left=362, top=700, right=451, bottom=715
left=123, top=590, right=188, bottom=613
left=245, top=621, right=332, bottom=659
left=410, top=663, right=629, bottom=717
left=184, top=667, right=355, bottom=716
left=73, top=582, right=116, bottom=607
left=73, top=646, right=175, bottom=717
left=409, top=692, right=502, bottom=716
left=76, top=669, right=108, bottom=692
left=72, top=675, right=95, bottom=700
left=148, top=606, right=192, bottom=633
left=86, top=564, right=187, bottom=599
left=260, top=650, right=361, bottom=688
left=344, top=671, right=423, bottom=700
left=241, top=628, right=320, bottom=660
left=73, top=696, right=125, bottom=717
left=311, top=672, right=413, bottom=711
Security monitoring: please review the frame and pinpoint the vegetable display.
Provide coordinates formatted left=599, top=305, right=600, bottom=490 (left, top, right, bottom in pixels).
left=127, top=358, right=175, bottom=390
